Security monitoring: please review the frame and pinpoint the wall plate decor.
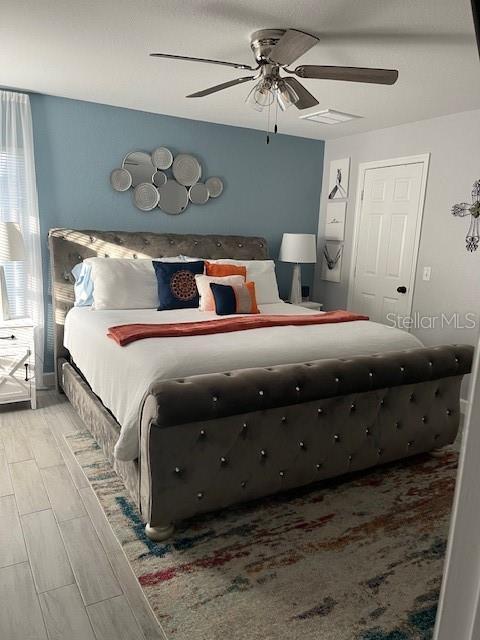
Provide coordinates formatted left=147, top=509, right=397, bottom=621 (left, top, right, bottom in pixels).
left=153, top=170, right=167, bottom=187
left=321, top=241, right=342, bottom=282
left=133, top=182, right=160, bottom=211
left=123, top=151, right=156, bottom=187
left=151, top=147, right=173, bottom=170
left=189, top=182, right=209, bottom=205
left=172, top=154, right=202, bottom=186
left=327, top=157, right=350, bottom=200
left=451, top=180, right=480, bottom=251
left=206, top=176, right=224, bottom=198
left=325, top=201, right=346, bottom=241
left=110, top=168, right=132, bottom=192
left=111, top=148, right=223, bottom=213
left=158, top=179, right=189, bottom=215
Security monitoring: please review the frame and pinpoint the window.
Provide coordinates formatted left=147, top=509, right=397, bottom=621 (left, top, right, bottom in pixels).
left=0, top=90, right=45, bottom=380
left=0, top=149, right=27, bottom=318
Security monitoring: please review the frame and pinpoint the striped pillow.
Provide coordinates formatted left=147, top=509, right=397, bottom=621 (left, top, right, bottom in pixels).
left=210, top=282, right=259, bottom=315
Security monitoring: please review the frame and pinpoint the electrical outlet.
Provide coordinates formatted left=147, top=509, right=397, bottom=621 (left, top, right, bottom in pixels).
left=422, top=266, right=431, bottom=281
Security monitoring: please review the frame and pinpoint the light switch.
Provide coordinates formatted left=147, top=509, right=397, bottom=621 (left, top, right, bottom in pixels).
left=422, top=266, right=431, bottom=281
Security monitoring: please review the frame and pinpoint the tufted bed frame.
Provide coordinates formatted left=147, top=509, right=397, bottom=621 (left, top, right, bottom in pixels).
left=49, top=228, right=473, bottom=540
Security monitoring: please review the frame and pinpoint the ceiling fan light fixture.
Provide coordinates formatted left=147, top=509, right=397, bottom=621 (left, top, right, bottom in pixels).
left=275, top=79, right=299, bottom=111
left=246, top=78, right=275, bottom=112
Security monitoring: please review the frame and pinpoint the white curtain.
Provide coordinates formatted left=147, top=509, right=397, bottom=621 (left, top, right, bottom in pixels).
left=0, top=90, right=44, bottom=384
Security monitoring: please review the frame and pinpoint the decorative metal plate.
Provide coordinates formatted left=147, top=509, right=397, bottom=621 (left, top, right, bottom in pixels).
left=153, top=170, right=167, bottom=187
left=189, top=182, right=209, bottom=205
left=151, top=147, right=173, bottom=170
left=206, top=176, right=224, bottom=198
left=123, top=151, right=155, bottom=187
left=172, top=154, right=202, bottom=186
left=110, top=168, right=132, bottom=192
left=158, top=179, right=189, bottom=215
left=133, top=183, right=159, bottom=211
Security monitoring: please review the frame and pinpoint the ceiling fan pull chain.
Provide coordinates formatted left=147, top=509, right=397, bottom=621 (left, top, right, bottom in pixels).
left=266, top=101, right=271, bottom=144
left=274, top=98, right=279, bottom=134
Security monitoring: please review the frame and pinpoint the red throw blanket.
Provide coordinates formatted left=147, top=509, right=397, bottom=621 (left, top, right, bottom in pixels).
left=107, top=310, right=369, bottom=346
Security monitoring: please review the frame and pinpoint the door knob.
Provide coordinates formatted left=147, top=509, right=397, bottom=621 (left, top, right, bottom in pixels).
left=397, top=286, right=407, bottom=294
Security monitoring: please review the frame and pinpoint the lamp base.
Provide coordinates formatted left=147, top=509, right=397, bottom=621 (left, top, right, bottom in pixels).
left=0, top=266, right=10, bottom=321
left=289, top=263, right=302, bottom=305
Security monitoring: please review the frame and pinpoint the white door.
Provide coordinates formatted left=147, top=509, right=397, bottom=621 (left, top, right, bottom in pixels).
left=350, top=162, right=425, bottom=324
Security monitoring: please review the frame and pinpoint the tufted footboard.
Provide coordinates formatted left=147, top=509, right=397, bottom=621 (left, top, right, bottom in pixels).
left=139, top=344, right=472, bottom=537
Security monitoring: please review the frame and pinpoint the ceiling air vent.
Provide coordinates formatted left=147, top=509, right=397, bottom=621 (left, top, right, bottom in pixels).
left=300, top=109, right=361, bottom=125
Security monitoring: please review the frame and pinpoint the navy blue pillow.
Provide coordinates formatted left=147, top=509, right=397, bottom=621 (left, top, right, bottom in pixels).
left=209, top=282, right=237, bottom=315
left=153, top=261, right=204, bottom=310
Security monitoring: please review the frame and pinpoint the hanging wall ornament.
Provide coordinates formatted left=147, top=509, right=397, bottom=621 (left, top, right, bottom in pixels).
left=321, top=242, right=343, bottom=283
left=451, top=180, right=480, bottom=252
left=110, top=147, right=224, bottom=213
left=323, top=243, right=343, bottom=270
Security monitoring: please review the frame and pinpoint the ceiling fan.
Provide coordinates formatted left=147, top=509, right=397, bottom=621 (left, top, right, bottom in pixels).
left=150, top=28, right=399, bottom=113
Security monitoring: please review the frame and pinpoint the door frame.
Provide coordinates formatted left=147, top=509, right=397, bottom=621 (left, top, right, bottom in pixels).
left=346, top=153, right=430, bottom=320
left=433, top=330, right=480, bottom=640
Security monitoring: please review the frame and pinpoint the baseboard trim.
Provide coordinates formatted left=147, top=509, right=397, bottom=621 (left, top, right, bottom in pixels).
left=460, top=398, right=469, bottom=415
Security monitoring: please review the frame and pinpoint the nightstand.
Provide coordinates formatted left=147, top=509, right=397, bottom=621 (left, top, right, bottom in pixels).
left=0, top=319, right=36, bottom=409
left=298, top=301, right=323, bottom=311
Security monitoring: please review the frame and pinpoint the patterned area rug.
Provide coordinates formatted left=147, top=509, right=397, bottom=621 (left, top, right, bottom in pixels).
left=65, top=431, right=458, bottom=640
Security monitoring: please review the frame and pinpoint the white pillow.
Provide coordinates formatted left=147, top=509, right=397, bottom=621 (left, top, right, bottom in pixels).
left=86, top=258, right=159, bottom=310
left=153, top=256, right=197, bottom=263
left=187, top=258, right=280, bottom=304
left=195, top=274, right=245, bottom=311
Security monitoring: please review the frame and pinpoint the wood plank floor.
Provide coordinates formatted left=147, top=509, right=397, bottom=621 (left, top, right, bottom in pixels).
left=0, top=391, right=167, bottom=640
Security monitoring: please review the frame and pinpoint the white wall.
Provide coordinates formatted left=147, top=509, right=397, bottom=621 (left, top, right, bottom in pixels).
left=314, top=109, right=480, bottom=357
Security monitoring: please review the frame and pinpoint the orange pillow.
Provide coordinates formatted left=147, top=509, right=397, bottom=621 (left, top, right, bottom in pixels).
left=205, top=261, right=247, bottom=278
left=243, top=281, right=260, bottom=314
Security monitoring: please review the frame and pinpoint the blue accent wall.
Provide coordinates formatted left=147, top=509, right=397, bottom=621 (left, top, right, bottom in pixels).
left=29, top=94, right=324, bottom=372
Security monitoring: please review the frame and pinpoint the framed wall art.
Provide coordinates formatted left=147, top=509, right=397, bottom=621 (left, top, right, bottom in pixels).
left=327, top=157, right=350, bottom=200
left=325, top=201, right=346, bottom=241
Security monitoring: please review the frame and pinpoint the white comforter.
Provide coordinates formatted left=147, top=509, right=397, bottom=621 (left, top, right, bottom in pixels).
left=64, top=303, right=422, bottom=461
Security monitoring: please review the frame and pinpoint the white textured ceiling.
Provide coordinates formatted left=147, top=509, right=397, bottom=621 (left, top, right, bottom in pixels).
left=2, top=0, right=479, bottom=139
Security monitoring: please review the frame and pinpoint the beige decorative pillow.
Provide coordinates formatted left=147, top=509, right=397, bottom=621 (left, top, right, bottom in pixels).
left=194, top=274, right=245, bottom=311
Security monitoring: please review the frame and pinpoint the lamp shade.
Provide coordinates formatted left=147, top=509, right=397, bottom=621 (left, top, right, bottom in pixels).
left=0, top=222, right=25, bottom=262
left=279, top=233, right=317, bottom=264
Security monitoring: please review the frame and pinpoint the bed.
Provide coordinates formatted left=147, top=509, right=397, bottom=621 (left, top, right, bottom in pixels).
left=49, top=228, right=473, bottom=540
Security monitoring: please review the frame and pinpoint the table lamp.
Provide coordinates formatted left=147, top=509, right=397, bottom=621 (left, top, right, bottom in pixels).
left=0, top=222, right=25, bottom=321
left=279, top=233, right=317, bottom=305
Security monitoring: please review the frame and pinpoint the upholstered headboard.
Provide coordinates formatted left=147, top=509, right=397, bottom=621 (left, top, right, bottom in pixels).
left=48, top=228, right=269, bottom=375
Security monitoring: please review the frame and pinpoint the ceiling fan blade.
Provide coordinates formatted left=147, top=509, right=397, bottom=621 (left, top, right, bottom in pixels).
left=294, top=65, right=399, bottom=85
left=472, top=0, right=480, bottom=59
left=267, top=29, right=319, bottom=66
left=283, top=77, right=319, bottom=110
left=187, top=76, right=256, bottom=98
left=150, top=53, right=255, bottom=71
